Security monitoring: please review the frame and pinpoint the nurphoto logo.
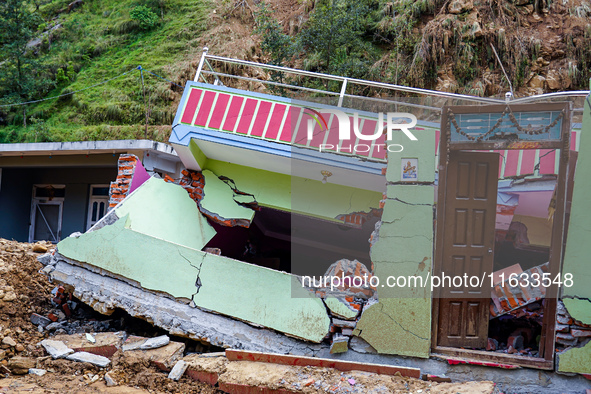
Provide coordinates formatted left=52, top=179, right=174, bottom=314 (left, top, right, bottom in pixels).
left=304, top=108, right=418, bottom=154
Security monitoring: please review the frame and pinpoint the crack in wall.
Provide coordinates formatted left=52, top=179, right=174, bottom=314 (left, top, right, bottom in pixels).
left=375, top=302, right=429, bottom=341
left=177, top=250, right=206, bottom=303
left=387, top=197, right=433, bottom=206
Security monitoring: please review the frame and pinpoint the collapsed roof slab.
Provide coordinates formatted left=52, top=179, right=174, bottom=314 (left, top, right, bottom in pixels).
left=56, top=178, right=330, bottom=343
left=44, top=254, right=325, bottom=355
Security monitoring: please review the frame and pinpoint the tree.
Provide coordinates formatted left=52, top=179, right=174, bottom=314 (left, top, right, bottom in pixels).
left=0, top=0, right=50, bottom=102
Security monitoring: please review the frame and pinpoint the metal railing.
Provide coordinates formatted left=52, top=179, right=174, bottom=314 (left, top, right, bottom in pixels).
left=193, top=48, right=589, bottom=122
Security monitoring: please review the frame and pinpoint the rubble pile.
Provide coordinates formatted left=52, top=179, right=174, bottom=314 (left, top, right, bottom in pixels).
left=555, top=300, right=591, bottom=350
left=0, top=238, right=498, bottom=393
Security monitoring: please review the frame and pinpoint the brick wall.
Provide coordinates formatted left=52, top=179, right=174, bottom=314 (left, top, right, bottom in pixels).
left=109, top=154, right=139, bottom=208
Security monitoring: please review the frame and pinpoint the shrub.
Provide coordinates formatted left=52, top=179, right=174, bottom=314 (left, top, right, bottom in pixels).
left=130, top=5, right=159, bottom=30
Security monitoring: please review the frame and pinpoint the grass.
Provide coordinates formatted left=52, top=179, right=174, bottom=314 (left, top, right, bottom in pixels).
left=0, top=0, right=210, bottom=143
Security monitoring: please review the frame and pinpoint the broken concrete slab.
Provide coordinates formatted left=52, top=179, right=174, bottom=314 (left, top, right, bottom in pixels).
left=47, top=258, right=325, bottom=355
left=199, top=169, right=255, bottom=227
left=168, top=360, right=188, bottom=381
left=324, top=297, right=358, bottom=320
left=563, top=298, right=591, bottom=325
left=121, top=336, right=184, bottom=370
left=52, top=332, right=125, bottom=358
left=40, top=339, right=74, bottom=359
left=114, top=177, right=216, bottom=250
left=56, top=218, right=330, bottom=343
left=183, top=353, right=227, bottom=386
left=353, top=298, right=431, bottom=358
left=30, top=313, right=51, bottom=328
left=66, top=351, right=111, bottom=367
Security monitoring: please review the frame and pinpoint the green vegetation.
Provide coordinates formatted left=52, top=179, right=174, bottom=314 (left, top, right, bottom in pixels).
left=0, top=0, right=208, bottom=143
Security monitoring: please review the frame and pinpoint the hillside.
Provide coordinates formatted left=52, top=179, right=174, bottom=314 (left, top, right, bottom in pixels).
left=0, top=0, right=590, bottom=143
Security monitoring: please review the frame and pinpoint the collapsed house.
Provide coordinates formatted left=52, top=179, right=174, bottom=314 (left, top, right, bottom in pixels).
left=6, top=52, right=591, bottom=386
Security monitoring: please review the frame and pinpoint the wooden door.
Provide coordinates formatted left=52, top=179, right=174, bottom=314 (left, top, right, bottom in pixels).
left=437, top=151, right=499, bottom=348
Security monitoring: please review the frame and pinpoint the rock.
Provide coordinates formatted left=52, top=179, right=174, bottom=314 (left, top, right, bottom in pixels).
left=40, top=339, right=74, bottom=359
left=168, top=360, right=188, bottom=381
left=448, top=0, right=473, bottom=14
left=30, top=313, right=52, bottom=328
left=15, top=344, right=24, bottom=352
left=7, top=357, right=36, bottom=375
left=140, top=335, right=170, bottom=350
left=486, top=338, right=498, bottom=351
left=52, top=332, right=125, bottom=359
left=122, top=336, right=185, bottom=370
left=528, top=74, right=546, bottom=89
left=104, top=371, right=118, bottom=386
left=546, top=71, right=561, bottom=90
left=507, top=335, right=524, bottom=350
left=2, top=337, right=16, bottom=347
left=66, top=352, right=110, bottom=367
left=32, top=244, right=48, bottom=253
left=29, top=368, right=47, bottom=376
left=515, top=0, right=530, bottom=5
left=3, top=292, right=16, bottom=302
left=571, top=329, right=591, bottom=338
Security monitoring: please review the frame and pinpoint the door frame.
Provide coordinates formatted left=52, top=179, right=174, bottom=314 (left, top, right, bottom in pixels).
left=432, top=102, right=572, bottom=370
left=28, top=184, right=66, bottom=243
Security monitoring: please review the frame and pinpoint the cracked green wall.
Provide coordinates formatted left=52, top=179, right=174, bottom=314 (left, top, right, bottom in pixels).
left=354, top=131, right=435, bottom=358
left=563, top=83, right=591, bottom=299
left=58, top=178, right=330, bottom=343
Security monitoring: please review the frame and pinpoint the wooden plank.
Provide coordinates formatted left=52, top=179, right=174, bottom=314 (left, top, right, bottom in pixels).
left=224, top=350, right=421, bottom=378
left=433, top=347, right=554, bottom=370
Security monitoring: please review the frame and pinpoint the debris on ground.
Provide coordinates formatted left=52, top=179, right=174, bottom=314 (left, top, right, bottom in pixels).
left=0, top=238, right=497, bottom=393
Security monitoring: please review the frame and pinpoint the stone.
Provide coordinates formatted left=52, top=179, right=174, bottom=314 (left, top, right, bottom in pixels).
left=29, top=368, right=47, bottom=376
left=557, top=315, right=574, bottom=325
left=32, top=244, right=48, bottom=253
left=556, top=323, right=570, bottom=333
left=40, top=339, right=74, bottom=359
left=15, top=344, right=24, bottom=352
left=168, top=360, right=188, bottom=381
left=2, top=337, right=16, bottom=347
left=556, top=333, right=578, bottom=347
left=3, top=292, right=16, bottom=302
left=448, top=0, right=473, bottom=13
left=507, top=335, right=524, bottom=350
left=66, top=352, right=110, bottom=367
left=528, top=74, right=546, bottom=89
left=104, top=371, right=118, bottom=386
left=30, top=313, right=51, bottom=328
left=7, top=357, right=36, bottom=375
left=140, top=335, right=170, bottom=350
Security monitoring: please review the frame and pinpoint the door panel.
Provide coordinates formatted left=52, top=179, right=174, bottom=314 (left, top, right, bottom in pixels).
left=438, top=151, right=499, bottom=348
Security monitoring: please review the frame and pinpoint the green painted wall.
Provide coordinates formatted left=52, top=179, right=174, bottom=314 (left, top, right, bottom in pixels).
left=58, top=214, right=330, bottom=343
left=115, top=177, right=216, bottom=250
left=205, top=160, right=381, bottom=222
left=354, top=129, right=436, bottom=358
left=557, top=340, right=591, bottom=374
left=200, top=170, right=255, bottom=222
left=563, top=90, right=591, bottom=299
left=563, top=298, right=591, bottom=325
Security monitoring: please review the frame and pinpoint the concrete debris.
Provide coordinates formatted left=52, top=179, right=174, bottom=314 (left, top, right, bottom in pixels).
left=168, top=360, right=188, bottom=381
left=28, top=368, right=47, bottom=376
left=332, top=319, right=357, bottom=329
left=86, top=333, right=96, bottom=343
left=53, top=332, right=125, bottom=358
left=349, top=336, right=377, bottom=354
left=40, top=339, right=74, bottom=359
left=330, top=335, right=349, bottom=354
left=30, top=313, right=52, bottom=328
left=44, top=256, right=325, bottom=355
left=140, top=335, right=170, bottom=350
left=122, top=336, right=185, bottom=370
left=66, top=351, right=111, bottom=367
left=104, top=371, right=118, bottom=386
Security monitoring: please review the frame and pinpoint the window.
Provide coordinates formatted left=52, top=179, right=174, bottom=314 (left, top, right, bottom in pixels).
left=29, top=185, right=65, bottom=243
left=87, top=185, right=109, bottom=230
